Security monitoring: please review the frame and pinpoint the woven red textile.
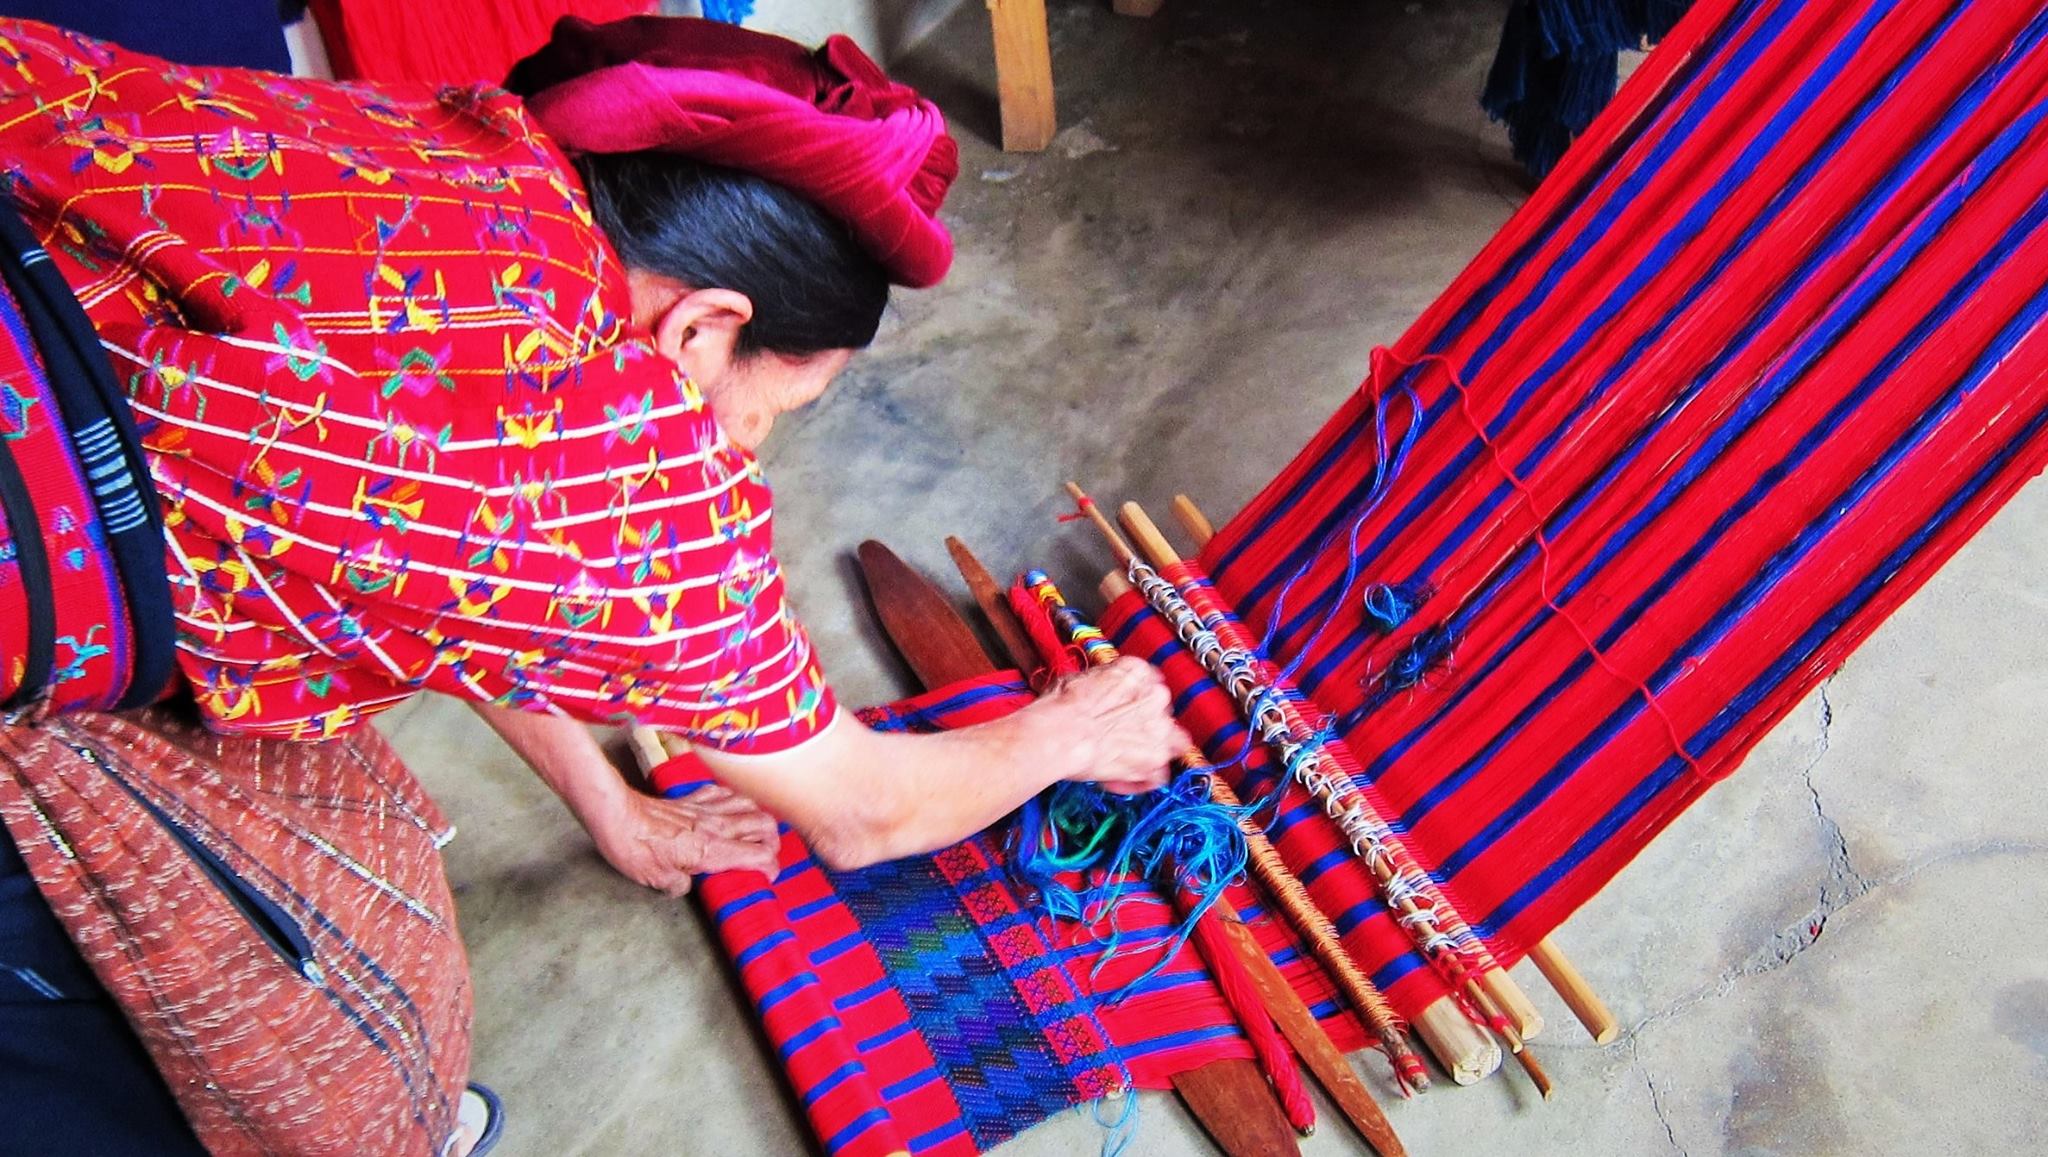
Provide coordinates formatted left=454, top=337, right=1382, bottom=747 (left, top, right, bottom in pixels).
left=655, top=673, right=1371, bottom=1156
left=669, top=0, right=2048, bottom=1148
left=1201, top=0, right=2048, bottom=967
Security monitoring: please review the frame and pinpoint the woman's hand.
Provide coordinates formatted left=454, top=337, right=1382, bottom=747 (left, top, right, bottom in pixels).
left=1025, top=656, right=1192, bottom=795
left=587, top=785, right=781, bottom=897
left=470, top=702, right=782, bottom=894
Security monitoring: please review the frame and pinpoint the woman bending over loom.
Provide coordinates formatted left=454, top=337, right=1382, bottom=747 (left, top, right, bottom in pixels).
left=0, top=15, right=1185, bottom=1155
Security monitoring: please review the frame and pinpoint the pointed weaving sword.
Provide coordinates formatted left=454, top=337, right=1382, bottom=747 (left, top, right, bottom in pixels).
left=1168, top=495, right=1619, bottom=1049
left=855, top=540, right=1303, bottom=1157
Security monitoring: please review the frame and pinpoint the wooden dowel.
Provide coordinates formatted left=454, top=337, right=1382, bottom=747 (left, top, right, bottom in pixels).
left=1411, top=999, right=1501, bottom=1086
left=627, top=725, right=671, bottom=779
left=1530, top=936, right=1619, bottom=1045
left=1172, top=493, right=1215, bottom=549
left=1064, top=481, right=1138, bottom=564
left=1481, top=968, right=1546, bottom=1043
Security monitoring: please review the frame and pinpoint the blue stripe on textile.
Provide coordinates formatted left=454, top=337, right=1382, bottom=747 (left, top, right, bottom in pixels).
left=786, top=895, right=838, bottom=922
left=1225, top=0, right=1804, bottom=616
left=1114, top=1022, right=1244, bottom=1056
left=1435, top=119, right=2048, bottom=882
left=803, top=1060, right=862, bottom=1106
left=907, top=1119, right=970, bottom=1153
left=711, top=891, right=772, bottom=922
left=1477, top=228, right=2048, bottom=933
left=758, top=974, right=811, bottom=1016
left=734, top=928, right=794, bottom=969
left=821, top=1108, right=895, bottom=1154
left=832, top=978, right=893, bottom=1012
left=863, top=680, right=1028, bottom=733
left=808, top=932, right=864, bottom=966
left=780, top=1017, right=842, bottom=1061
left=880, top=1070, right=942, bottom=1099
left=857, top=1022, right=915, bottom=1052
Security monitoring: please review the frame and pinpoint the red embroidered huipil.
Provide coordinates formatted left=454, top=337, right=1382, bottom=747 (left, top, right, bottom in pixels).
left=0, top=21, right=836, bottom=751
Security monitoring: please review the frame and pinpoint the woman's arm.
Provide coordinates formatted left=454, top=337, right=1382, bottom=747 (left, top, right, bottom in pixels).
left=695, top=656, right=1190, bottom=871
left=472, top=655, right=1189, bottom=887
left=470, top=702, right=782, bottom=895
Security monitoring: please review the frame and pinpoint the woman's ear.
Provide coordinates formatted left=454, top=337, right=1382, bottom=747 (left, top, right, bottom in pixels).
left=648, top=287, right=756, bottom=384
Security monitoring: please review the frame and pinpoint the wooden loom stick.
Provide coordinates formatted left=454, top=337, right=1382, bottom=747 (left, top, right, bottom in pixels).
left=1119, top=498, right=1553, bottom=1099
left=1171, top=497, right=1617, bottom=1048
left=1069, top=484, right=1499, bottom=1085
left=945, top=536, right=1043, bottom=671
left=1026, top=571, right=1410, bottom=1156
left=1172, top=493, right=1216, bottom=546
left=855, top=541, right=1302, bottom=1157
left=624, top=727, right=914, bottom=1157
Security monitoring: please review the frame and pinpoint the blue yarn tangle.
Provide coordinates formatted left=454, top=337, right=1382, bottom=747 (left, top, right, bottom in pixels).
left=1009, top=767, right=1252, bottom=1000
left=700, top=0, right=754, bottom=26
left=1362, top=579, right=1428, bottom=634
left=1482, top=0, right=1697, bottom=177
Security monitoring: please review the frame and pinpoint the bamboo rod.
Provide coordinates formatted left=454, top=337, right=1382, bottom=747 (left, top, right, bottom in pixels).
left=1530, top=936, right=1619, bottom=1044
left=1482, top=967, right=1547, bottom=1043
left=1172, top=493, right=1215, bottom=547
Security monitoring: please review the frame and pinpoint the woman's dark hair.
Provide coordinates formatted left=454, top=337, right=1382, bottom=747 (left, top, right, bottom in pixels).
left=576, top=151, right=890, bottom=357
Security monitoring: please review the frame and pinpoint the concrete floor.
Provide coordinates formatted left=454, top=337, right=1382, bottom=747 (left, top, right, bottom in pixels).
left=379, top=0, right=2048, bottom=1152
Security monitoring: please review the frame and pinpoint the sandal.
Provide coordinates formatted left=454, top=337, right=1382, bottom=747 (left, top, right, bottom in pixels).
left=452, top=1082, right=505, bottom=1157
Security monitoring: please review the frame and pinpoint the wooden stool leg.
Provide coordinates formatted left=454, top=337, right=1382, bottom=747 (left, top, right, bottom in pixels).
left=988, top=0, right=1056, bottom=152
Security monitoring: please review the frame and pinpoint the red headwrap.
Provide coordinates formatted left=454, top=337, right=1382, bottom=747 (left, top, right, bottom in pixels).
left=507, top=16, right=959, bottom=288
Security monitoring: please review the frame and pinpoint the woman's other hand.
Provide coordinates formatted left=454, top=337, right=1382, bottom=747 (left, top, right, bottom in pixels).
left=1027, top=656, right=1192, bottom=795
left=471, top=702, right=782, bottom=895
left=588, top=786, right=780, bottom=897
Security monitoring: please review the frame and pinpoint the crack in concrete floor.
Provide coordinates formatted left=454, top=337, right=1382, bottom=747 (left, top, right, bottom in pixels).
left=1630, top=1037, right=1693, bottom=1157
left=1611, top=681, right=2048, bottom=1057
